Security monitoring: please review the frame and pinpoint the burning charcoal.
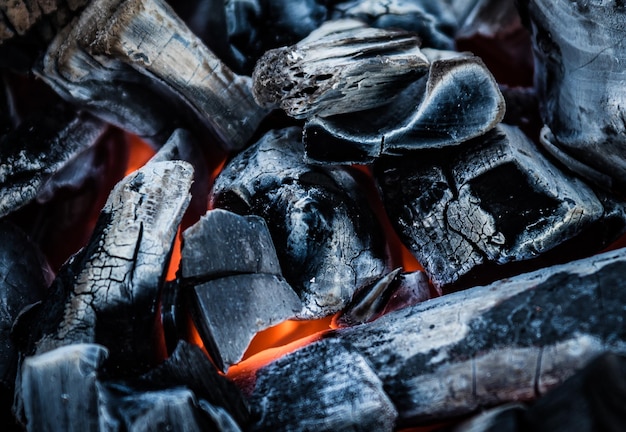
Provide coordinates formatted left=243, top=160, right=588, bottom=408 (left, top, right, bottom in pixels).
left=19, top=343, right=107, bottom=432
left=211, top=127, right=389, bottom=318
left=249, top=339, right=398, bottom=432
left=0, top=107, right=108, bottom=218
left=24, top=160, right=193, bottom=374
left=253, top=247, right=626, bottom=424
left=330, top=0, right=458, bottom=50
left=375, top=124, right=623, bottom=289
left=303, top=55, right=504, bottom=164
left=253, top=19, right=429, bottom=119
left=519, top=0, right=626, bottom=192
left=136, top=341, right=250, bottom=428
left=38, top=0, right=268, bottom=150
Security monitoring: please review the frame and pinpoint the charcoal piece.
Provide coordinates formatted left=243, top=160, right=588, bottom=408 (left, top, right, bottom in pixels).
left=375, top=124, right=609, bottom=289
left=329, top=0, right=458, bottom=49
left=303, top=55, right=504, bottom=164
left=253, top=19, right=429, bottom=119
left=38, top=0, right=268, bottom=150
left=190, top=273, right=302, bottom=371
left=99, top=384, right=242, bottom=432
left=253, top=247, right=626, bottom=424
left=20, top=343, right=108, bottom=432
left=181, top=209, right=282, bottom=280
left=0, top=107, right=108, bottom=218
left=26, top=160, right=192, bottom=374
left=453, top=403, right=527, bottom=432
left=136, top=341, right=250, bottom=428
left=518, top=0, right=626, bottom=192
left=211, top=127, right=388, bottom=318
left=249, top=339, right=398, bottom=432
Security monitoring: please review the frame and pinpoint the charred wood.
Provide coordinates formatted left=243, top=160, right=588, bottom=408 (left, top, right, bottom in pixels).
left=251, top=247, right=626, bottom=425
left=211, top=127, right=389, bottom=318
left=375, top=124, right=624, bottom=290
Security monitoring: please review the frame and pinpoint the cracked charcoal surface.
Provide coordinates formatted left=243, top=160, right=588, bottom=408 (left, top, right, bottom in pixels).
left=211, top=126, right=388, bottom=318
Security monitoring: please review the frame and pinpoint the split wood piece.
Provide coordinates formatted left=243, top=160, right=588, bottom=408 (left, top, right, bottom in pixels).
left=190, top=273, right=302, bottom=372
left=26, top=160, right=192, bottom=374
left=0, top=222, right=50, bottom=416
left=135, top=340, right=250, bottom=428
left=303, top=55, right=504, bottom=164
left=181, top=209, right=283, bottom=280
left=0, top=108, right=108, bottom=218
left=211, top=127, right=389, bottom=318
left=375, top=124, right=622, bottom=289
left=519, top=0, right=626, bottom=192
left=329, top=0, right=458, bottom=50
left=254, top=247, right=626, bottom=425
left=252, top=19, right=429, bottom=119
left=39, top=0, right=268, bottom=150
left=454, top=353, right=626, bottom=432
left=249, top=338, right=398, bottom=432
left=20, top=343, right=107, bottom=432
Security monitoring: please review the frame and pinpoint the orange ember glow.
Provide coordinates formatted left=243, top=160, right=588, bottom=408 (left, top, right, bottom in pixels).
left=125, top=134, right=156, bottom=176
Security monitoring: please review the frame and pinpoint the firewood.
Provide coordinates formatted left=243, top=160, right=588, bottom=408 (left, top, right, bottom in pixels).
left=252, top=19, right=429, bottom=119
left=211, top=127, right=389, bottom=319
left=375, top=124, right=626, bottom=289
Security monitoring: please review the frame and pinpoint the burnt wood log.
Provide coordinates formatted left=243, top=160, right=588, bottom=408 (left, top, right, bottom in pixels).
left=250, top=246, right=626, bottom=426
left=252, top=19, right=429, bottom=119
left=303, top=55, right=504, bottom=164
left=519, top=0, right=626, bottom=193
left=23, top=160, right=193, bottom=373
left=211, top=126, right=389, bottom=318
left=182, top=209, right=301, bottom=371
left=375, top=123, right=625, bottom=290
left=38, top=0, right=268, bottom=149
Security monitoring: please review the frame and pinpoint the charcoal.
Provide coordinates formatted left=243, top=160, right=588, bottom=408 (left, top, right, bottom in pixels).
left=24, top=160, right=192, bottom=374
left=253, top=246, right=626, bottom=425
left=20, top=343, right=107, bottom=432
left=330, top=0, right=458, bottom=50
left=375, top=123, right=622, bottom=289
left=252, top=19, right=429, bottom=119
left=135, top=340, right=250, bottom=428
left=211, top=127, right=388, bottom=318
left=190, top=273, right=302, bottom=371
left=249, top=338, right=398, bottom=432
left=303, top=55, right=504, bottom=164
left=181, top=209, right=283, bottom=280
left=38, top=0, right=268, bottom=150
left=453, top=403, right=527, bottom=432
left=0, top=107, right=108, bottom=218
left=518, top=0, right=626, bottom=193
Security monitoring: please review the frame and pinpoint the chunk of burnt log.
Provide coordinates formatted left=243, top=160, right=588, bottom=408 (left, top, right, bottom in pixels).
left=182, top=209, right=301, bottom=371
left=211, top=127, right=389, bottom=318
left=0, top=107, right=108, bottom=218
left=20, top=343, right=107, bottom=432
left=519, top=0, right=626, bottom=193
left=303, top=55, right=504, bottom=164
left=253, top=19, right=429, bottom=119
left=38, top=0, right=268, bottom=150
left=24, top=160, right=193, bottom=374
left=253, top=247, right=626, bottom=425
left=249, top=339, right=398, bottom=432
left=375, top=124, right=621, bottom=290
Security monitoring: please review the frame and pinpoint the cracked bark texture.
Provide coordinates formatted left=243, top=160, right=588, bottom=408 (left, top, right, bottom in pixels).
left=25, top=160, right=192, bottom=374
left=211, top=126, right=389, bottom=318
left=251, top=246, right=626, bottom=426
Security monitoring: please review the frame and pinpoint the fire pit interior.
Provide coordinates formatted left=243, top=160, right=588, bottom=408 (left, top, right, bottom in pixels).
left=1, top=0, right=626, bottom=431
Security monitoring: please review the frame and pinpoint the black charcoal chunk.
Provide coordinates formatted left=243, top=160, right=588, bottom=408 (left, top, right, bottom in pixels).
left=375, top=124, right=617, bottom=289
left=190, top=273, right=302, bottom=371
left=20, top=343, right=107, bottom=432
left=250, top=339, right=398, bottom=432
left=211, top=127, right=388, bottom=318
left=182, top=209, right=282, bottom=280
left=303, top=56, right=504, bottom=164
